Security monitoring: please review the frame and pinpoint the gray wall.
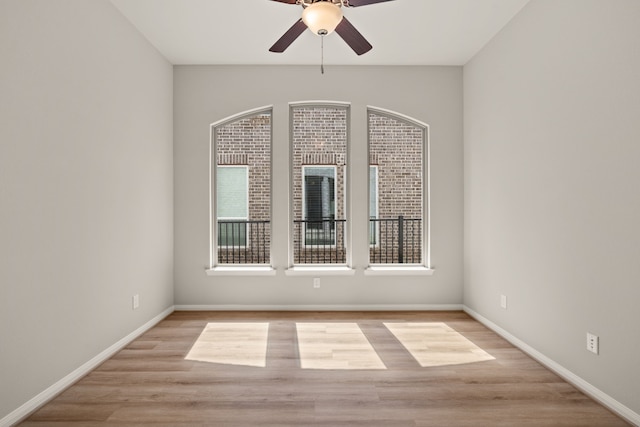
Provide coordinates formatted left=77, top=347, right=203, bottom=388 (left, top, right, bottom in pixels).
left=464, top=0, right=640, bottom=415
left=174, top=65, right=463, bottom=306
left=0, top=0, right=173, bottom=420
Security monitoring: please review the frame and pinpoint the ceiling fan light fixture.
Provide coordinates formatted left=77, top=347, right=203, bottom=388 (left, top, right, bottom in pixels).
left=302, top=2, right=343, bottom=36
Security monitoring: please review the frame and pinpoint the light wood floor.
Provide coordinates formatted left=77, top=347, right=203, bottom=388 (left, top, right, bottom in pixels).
left=19, top=311, right=630, bottom=426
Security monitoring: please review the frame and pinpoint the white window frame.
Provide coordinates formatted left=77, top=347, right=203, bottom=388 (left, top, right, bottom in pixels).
left=208, top=106, right=274, bottom=273
left=288, top=101, right=351, bottom=270
left=301, top=165, right=338, bottom=249
left=366, top=107, right=431, bottom=272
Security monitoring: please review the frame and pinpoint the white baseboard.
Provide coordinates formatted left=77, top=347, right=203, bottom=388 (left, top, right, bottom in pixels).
left=0, top=305, right=175, bottom=427
left=174, top=304, right=463, bottom=311
left=462, top=305, right=640, bottom=427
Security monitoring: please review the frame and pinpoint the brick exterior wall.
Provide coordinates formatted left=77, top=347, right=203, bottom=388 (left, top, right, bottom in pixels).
left=216, top=113, right=271, bottom=264
left=369, top=112, right=424, bottom=263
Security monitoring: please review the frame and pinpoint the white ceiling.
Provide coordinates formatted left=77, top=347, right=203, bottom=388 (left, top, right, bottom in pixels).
left=110, top=0, right=530, bottom=66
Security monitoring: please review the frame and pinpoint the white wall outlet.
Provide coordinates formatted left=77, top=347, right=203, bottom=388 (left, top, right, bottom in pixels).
left=500, top=294, right=507, bottom=309
left=132, top=294, right=140, bottom=310
left=586, top=332, right=599, bottom=354
left=313, top=278, right=321, bottom=289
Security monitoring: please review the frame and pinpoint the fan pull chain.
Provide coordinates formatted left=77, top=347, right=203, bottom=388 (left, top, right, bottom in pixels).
left=321, top=35, right=324, bottom=74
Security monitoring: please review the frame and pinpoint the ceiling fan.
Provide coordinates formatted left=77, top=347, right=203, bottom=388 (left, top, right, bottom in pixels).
left=268, top=0, right=395, bottom=56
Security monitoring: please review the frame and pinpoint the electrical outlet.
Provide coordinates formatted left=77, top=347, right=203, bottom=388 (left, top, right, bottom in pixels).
left=500, top=294, right=507, bottom=309
left=132, top=294, right=140, bottom=310
left=586, top=333, right=599, bottom=354
left=313, top=278, right=321, bottom=289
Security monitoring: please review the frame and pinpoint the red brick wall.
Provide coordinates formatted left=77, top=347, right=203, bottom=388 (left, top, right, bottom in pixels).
left=369, top=112, right=423, bottom=220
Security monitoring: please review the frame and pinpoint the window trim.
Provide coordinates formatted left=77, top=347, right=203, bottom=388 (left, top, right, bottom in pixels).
left=367, top=106, right=431, bottom=269
left=209, top=106, right=274, bottom=270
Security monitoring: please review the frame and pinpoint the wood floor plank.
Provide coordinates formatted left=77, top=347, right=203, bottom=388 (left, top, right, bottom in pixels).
left=18, top=311, right=630, bottom=426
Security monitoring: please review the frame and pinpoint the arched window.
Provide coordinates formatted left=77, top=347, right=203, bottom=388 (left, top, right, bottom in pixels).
left=211, top=107, right=272, bottom=266
left=368, top=108, right=429, bottom=267
left=290, top=102, right=349, bottom=265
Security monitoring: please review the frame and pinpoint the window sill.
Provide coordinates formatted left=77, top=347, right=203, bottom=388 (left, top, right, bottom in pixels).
left=206, top=266, right=277, bottom=276
left=364, top=266, right=435, bottom=276
left=284, top=266, right=356, bottom=276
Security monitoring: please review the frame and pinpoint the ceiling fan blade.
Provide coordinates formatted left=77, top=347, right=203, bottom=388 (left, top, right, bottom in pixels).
left=269, top=0, right=298, bottom=4
left=346, top=0, right=395, bottom=7
left=334, top=17, right=372, bottom=56
left=269, top=19, right=307, bottom=53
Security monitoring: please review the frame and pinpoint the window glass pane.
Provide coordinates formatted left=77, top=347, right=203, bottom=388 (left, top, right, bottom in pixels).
left=304, top=167, right=336, bottom=222
left=369, top=166, right=378, bottom=245
left=303, top=166, right=336, bottom=246
left=369, top=166, right=377, bottom=218
left=217, top=167, right=247, bottom=218
left=292, top=106, right=347, bottom=264
left=369, top=111, right=424, bottom=264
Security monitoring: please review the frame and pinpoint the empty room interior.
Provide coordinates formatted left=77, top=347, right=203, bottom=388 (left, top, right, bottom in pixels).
left=1, top=0, right=639, bottom=426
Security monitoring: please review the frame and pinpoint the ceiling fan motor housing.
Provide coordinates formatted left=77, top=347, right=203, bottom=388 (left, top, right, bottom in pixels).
left=301, top=1, right=343, bottom=35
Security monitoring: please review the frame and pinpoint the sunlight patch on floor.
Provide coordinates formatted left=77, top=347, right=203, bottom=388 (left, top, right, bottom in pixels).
left=185, top=322, right=269, bottom=367
left=296, top=323, right=387, bottom=370
left=384, top=322, right=495, bottom=367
